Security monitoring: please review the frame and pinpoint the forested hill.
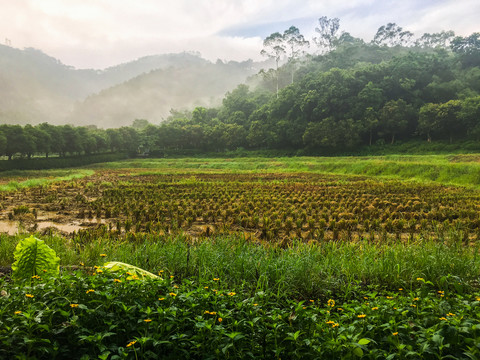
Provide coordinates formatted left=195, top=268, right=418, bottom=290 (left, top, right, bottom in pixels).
left=0, top=46, right=262, bottom=126
left=67, top=59, right=261, bottom=128
left=127, top=33, right=480, bottom=154
left=1, top=30, right=480, bottom=158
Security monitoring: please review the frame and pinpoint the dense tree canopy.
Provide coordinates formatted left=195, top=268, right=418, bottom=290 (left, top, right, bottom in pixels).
left=1, top=21, right=480, bottom=159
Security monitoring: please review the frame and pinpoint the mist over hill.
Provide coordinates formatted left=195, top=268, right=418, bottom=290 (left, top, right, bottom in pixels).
left=0, top=45, right=263, bottom=127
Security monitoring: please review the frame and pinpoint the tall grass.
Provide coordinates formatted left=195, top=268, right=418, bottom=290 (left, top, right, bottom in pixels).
left=1, top=233, right=475, bottom=300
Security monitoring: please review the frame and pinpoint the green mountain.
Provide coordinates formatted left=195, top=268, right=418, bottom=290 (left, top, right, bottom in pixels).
left=0, top=45, right=262, bottom=127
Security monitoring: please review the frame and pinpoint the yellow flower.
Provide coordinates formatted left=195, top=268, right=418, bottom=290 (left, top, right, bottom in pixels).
left=25, top=294, right=34, bottom=298
left=31, top=275, right=41, bottom=280
left=337, top=308, right=344, bottom=311
left=144, top=319, right=152, bottom=323
left=413, top=297, right=419, bottom=301
left=14, top=311, right=22, bottom=315
left=158, top=297, right=165, bottom=301
left=326, top=320, right=335, bottom=325
left=169, top=292, right=177, bottom=297
left=70, top=304, right=79, bottom=308
left=309, top=299, right=315, bottom=303
left=96, top=269, right=103, bottom=273
left=410, top=304, right=417, bottom=307
left=126, top=340, right=137, bottom=348
left=447, top=312, right=456, bottom=317
left=386, top=296, right=394, bottom=299
left=80, top=262, right=85, bottom=266
left=158, top=270, right=164, bottom=274
left=174, top=285, right=179, bottom=288
left=371, top=307, right=379, bottom=310
left=476, top=297, right=480, bottom=302
left=213, top=278, right=219, bottom=281
left=439, top=317, right=447, bottom=321
left=398, top=288, right=403, bottom=291
left=357, top=314, right=366, bottom=318
left=114, top=279, right=122, bottom=283
left=100, top=254, right=107, bottom=257
left=94, top=266, right=100, bottom=269
left=86, top=289, right=95, bottom=294
left=327, top=299, right=335, bottom=307
left=392, top=332, right=398, bottom=336
left=170, top=275, right=174, bottom=279
left=363, top=297, right=368, bottom=300
left=204, top=286, right=209, bottom=289
left=438, top=290, right=444, bottom=294
left=253, top=303, right=258, bottom=306
left=228, top=292, right=236, bottom=296
left=416, top=277, right=424, bottom=281
left=218, top=318, right=223, bottom=322
left=126, top=272, right=133, bottom=276
left=332, top=323, right=340, bottom=328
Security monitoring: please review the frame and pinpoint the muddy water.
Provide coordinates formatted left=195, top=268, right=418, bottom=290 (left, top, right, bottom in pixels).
left=0, top=220, right=20, bottom=235
left=0, top=219, right=105, bottom=236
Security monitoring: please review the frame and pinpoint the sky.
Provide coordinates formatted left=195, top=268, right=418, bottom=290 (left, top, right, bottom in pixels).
left=0, top=0, right=479, bottom=70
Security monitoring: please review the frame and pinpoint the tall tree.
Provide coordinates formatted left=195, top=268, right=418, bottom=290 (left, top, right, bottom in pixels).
left=418, top=103, right=441, bottom=142
left=1, top=125, right=26, bottom=160
left=0, top=130, right=6, bottom=157
left=378, top=99, right=412, bottom=144
left=372, top=23, right=414, bottom=47
left=313, top=16, right=340, bottom=53
left=362, top=107, right=379, bottom=146
left=261, top=32, right=286, bottom=97
left=22, top=124, right=38, bottom=159
left=415, top=31, right=455, bottom=48
left=451, top=33, right=480, bottom=67
left=283, top=26, right=309, bottom=83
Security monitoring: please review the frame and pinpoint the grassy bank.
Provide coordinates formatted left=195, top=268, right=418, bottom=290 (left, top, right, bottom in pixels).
left=0, top=169, right=94, bottom=192
left=91, top=154, right=480, bottom=189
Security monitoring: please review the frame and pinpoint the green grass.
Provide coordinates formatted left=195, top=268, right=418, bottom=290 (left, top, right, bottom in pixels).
left=91, top=155, right=480, bottom=189
left=0, top=169, right=94, bottom=191
left=2, top=233, right=478, bottom=300
left=4, top=154, right=480, bottom=189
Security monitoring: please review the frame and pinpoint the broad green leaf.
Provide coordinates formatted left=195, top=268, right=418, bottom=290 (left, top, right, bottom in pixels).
left=103, top=261, right=159, bottom=279
left=353, top=346, right=363, bottom=357
left=358, top=338, right=371, bottom=345
left=12, top=235, right=60, bottom=281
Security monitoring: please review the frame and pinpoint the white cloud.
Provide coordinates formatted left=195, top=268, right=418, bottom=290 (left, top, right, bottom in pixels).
left=0, top=0, right=478, bottom=69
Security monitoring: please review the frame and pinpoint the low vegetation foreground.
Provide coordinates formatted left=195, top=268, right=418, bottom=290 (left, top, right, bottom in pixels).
left=2, top=156, right=480, bottom=359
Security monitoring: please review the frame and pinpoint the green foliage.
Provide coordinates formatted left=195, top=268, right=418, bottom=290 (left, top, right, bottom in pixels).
left=1, top=271, right=480, bottom=359
left=11, top=235, right=60, bottom=281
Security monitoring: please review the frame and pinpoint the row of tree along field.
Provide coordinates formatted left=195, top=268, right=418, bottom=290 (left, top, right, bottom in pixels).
left=1, top=23, right=480, bottom=159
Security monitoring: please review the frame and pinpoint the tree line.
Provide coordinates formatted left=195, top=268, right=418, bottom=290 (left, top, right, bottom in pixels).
left=0, top=123, right=139, bottom=160
left=1, top=19, right=480, bottom=158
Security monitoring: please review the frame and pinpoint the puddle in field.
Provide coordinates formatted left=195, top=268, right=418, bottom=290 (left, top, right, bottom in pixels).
left=0, top=220, right=20, bottom=235
left=0, top=220, right=97, bottom=235
left=35, top=222, right=85, bottom=233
